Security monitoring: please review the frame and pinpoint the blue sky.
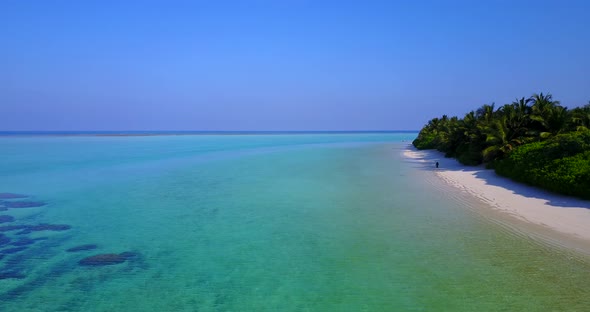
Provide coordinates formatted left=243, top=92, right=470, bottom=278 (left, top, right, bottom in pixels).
left=1, top=0, right=589, bottom=131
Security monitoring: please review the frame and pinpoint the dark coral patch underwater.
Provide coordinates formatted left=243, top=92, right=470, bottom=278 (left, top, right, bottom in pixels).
left=4, top=201, right=46, bottom=209
left=0, top=225, right=28, bottom=232
left=1, top=246, right=28, bottom=255
left=0, top=224, right=71, bottom=235
left=0, top=215, right=15, bottom=223
left=79, top=253, right=126, bottom=266
left=25, top=223, right=70, bottom=232
left=15, top=224, right=72, bottom=235
left=0, top=193, right=28, bottom=199
left=10, top=238, right=36, bottom=247
left=119, top=251, right=140, bottom=260
left=0, top=271, right=25, bottom=280
left=0, top=234, right=10, bottom=246
left=79, top=252, right=139, bottom=266
left=67, top=244, right=98, bottom=252
left=0, top=223, right=72, bottom=234
left=31, top=224, right=70, bottom=231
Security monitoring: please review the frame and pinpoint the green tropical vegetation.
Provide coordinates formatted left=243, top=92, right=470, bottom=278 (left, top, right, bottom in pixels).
left=413, top=93, right=590, bottom=199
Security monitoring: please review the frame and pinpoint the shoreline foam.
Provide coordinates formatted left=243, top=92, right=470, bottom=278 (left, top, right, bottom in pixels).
left=403, top=145, right=590, bottom=243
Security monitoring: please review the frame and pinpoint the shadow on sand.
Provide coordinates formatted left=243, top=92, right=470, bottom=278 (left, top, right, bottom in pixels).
left=403, top=144, right=590, bottom=209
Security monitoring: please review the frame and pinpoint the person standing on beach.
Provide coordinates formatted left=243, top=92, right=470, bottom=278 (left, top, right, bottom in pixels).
left=435, top=161, right=439, bottom=169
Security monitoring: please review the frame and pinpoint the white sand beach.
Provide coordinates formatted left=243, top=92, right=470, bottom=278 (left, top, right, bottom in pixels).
left=403, top=145, right=590, bottom=243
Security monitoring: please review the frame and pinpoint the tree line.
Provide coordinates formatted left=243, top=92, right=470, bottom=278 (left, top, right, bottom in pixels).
left=413, top=93, right=590, bottom=199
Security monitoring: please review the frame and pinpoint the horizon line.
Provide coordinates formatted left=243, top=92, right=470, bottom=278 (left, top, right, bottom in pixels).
left=0, top=130, right=419, bottom=137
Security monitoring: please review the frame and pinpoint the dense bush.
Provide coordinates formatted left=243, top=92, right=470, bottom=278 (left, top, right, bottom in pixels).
left=412, top=133, right=437, bottom=150
left=494, top=131, right=590, bottom=199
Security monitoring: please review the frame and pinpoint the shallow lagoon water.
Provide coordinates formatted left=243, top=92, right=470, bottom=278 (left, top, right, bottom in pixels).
left=1, top=133, right=590, bottom=311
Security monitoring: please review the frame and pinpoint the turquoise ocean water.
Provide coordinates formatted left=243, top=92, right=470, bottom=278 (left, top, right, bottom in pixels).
left=1, top=133, right=590, bottom=311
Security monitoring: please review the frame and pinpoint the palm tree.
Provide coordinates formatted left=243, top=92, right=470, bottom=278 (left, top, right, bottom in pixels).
left=530, top=105, right=569, bottom=138
left=531, top=92, right=560, bottom=116
left=513, top=97, right=532, bottom=114
left=512, top=97, right=532, bottom=125
left=493, top=98, right=532, bottom=140
left=476, top=103, right=496, bottom=125
left=462, top=111, right=478, bottom=138
left=482, top=116, right=523, bottom=162
left=426, top=117, right=441, bottom=132
left=543, top=106, right=570, bottom=135
left=571, top=103, right=590, bottom=131
left=530, top=93, right=565, bottom=137
left=436, top=115, right=460, bottom=154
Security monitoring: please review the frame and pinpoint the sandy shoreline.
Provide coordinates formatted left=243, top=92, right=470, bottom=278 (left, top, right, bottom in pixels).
left=403, top=145, right=590, bottom=243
